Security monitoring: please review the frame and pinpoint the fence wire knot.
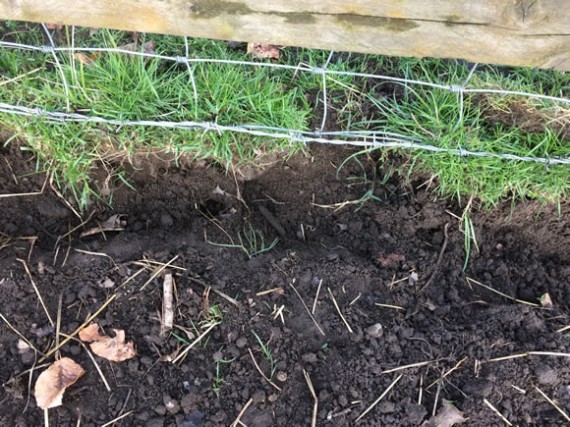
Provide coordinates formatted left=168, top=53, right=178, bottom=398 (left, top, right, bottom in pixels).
left=312, top=67, right=326, bottom=75
left=32, top=107, right=45, bottom=117
left=40, top=45, right=55, bottom=54
left=449, top=85, right=464, bottom=94
left=290, top=131, right=306, bottom=143
left=457, top=146, right=467, bottom=157
left=175, top=56, right=187, bottom=64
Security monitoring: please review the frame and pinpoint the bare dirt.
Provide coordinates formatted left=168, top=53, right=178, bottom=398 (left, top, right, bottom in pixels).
left=1, top=142, right=570, bottom=426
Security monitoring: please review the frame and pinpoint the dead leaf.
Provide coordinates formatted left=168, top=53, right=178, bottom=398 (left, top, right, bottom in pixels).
left=78, top=323, right=105, bottom=343
left=80, top=214, right=127, bottom=237
left=79, top=323, right=137, bottom=362
left=34, top=358, right=85, bottom=409
left=73, top=52, right=99, bottom=66
left=98, top=277, right=115, bottom=289
left=247, top=43, right=280, bottom=59
left=377, top=253, right=406, bottom=267
left=422, top=400, right=466, bottom=427
left=45, top=23, right=64, bottom=31
left=118, top=40, right=156, bottom=55
left=539, top=292, right=553, bottom=308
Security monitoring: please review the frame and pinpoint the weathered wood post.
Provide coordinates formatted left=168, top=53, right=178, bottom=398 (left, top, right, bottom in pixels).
left=0, top=1, right=568, bottom=70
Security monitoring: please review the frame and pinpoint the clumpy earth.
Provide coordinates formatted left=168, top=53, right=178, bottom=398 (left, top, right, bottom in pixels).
left=1, top=142, right=569, bottom=426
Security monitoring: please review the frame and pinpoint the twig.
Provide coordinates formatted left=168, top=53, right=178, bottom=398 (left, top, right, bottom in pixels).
left=247, top=348, right=282, bottom=391
left=40, top=294, right=117, bottom=362
left=172, top=323, right=218, bottom=364
left=18, top=259, right=55, bottom=327
left=466, top=277, right=540, bottom=307
left=355, top=374, right=403, bottom=422
left=327, top=287, right=353, bottom=333
left=0, top=312, right=43, bottom=355
left=187, top=276, right=240, bottom=307
left=534, top=385, right=570, bottom=422
left=162, top=273, right=175, bottom=335
left=288, top=281, right=325, bottom=336
left=420, top=223, right=449, bottom=292
left=486, top=351, right=570, bottom=363
left=303, top=369, right=318, bottom=427
left=231, top=398, right=253, bottom=427
left=382, top=360, right=436, bottom=374
left=432, top=370, right=443, bottom=417
left=483, top=398, right=512, bottom=426
left=100, top=411, right=134, bottom=427
left=312, top=279, right=323, bottom=315
left=426, top=357, right=467, bottom=390
left=140, top=255, right=179, bottom=291
left=375, top=303, right=405, bottom=311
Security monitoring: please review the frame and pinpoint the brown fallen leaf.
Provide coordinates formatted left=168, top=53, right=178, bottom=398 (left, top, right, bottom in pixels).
left=247, top=43, right=280, bottom=59
left=45, top=23, right=64, bottom=31
left=34, top=358, right=85, bottom=409
left=79, top=323, right=137, bottom=362
left=422, top=400, right=466, bottom=427
left=118, top=40, right=156, bottom=55
left=80, top=214, right=127, bottom=237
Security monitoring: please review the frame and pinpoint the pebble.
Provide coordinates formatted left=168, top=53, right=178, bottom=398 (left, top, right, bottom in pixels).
left=235, top=338, right=248, bottom=348
left=163, top=394, right=181, bottom=414
left=535, top=365, right=558, bottom=385
left=160, top=213, right=174, bottom=227
left=366, top=323, right=384, bottom=339
left=301, top=352, right=318, bottom=363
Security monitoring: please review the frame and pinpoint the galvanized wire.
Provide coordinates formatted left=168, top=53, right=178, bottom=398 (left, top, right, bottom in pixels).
left=0, top=34, right=568, bottom=167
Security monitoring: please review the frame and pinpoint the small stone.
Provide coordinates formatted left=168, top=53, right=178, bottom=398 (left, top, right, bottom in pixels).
left=160, top=213, right=174, bottom=227
left=366, top=323, right=384, bottom=339
left=378, top=401, right=395, bottom=414
left=252, top=390, right=266, bottom=403
left=268, top=394, right=279, bottom=402
left=535, top=365, right=558, bottom=385
left=236, top=338, right=248, bottom=348
left=301, top=353, right=318, bottom=363
left=163, top=394, right=181, bottom=414
left=276, top=371, right=288, bottom=382
left=338, top=395, right=348, bottom=407
left=153, top=405, right=166, bottom=416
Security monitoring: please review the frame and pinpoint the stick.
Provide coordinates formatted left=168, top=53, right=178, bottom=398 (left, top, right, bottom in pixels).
left=355, top=374, right=403, bottom=422
left=382, top=360, right=436, bottom=374
left=100, top=411, right=134, bottom=427
left=420, top=223, right=449, bottom=292
left=312, top=279, right=323, bottom=315
left=466, top=277, right=540, bottom=307
left=483, top=398, right=512, bottom=426
left=230, top=398, right=253, bottom=427
left=172, top=323, right=217, bottom=364
left=327, top=287, right=353, bottom=334
left=0, top=312, right=43, bottom=355
left=534, top=385, right=570, bottom=422
left=18, top=259, right=55, bottom=327
left=140, top=255, right=179, bottom=291
left=247, top=348, right=282, bottom=392
left=40, top=294, right=117, bottom=362
left=162, top=273, right=174, bottom=335
left=288, top=281, right=325, bottom=336
left=303, top=369, right=318, bottom=427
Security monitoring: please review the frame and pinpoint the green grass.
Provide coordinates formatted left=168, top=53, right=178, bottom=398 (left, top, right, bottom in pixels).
left=0, top=23, right=568, bottom=210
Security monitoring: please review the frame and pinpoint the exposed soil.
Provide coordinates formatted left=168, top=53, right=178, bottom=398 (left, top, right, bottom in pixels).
left=1, top=142, right=570, bottom=427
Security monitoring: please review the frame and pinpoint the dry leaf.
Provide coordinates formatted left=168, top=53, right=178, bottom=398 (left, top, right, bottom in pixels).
left=118, top=40, right=156, bottom=55
left=34, top=358, right=85, bottom=409
left=422, top=400, right=466, bottom=427
left=247, top=43, right=280, bottom=59
left=45, top=23, right=64, bottom=31
left=73, top=52, right=98, bottom=66
left=78, top=323, right=105, bottom=342
left=98, top=277, right=115, bottom=289
left=79, top=323, right=137, bottom=362
left=80, top=214, right=127, bottom=237
left=90, top=329, right=137, bottom=362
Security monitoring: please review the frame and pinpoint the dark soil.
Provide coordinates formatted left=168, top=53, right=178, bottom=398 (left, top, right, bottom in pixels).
left=1, top=142, right=570, bottom=427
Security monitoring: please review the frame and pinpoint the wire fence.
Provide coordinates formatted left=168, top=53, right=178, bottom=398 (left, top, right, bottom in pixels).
left=0, top=23, right=569, bottom=166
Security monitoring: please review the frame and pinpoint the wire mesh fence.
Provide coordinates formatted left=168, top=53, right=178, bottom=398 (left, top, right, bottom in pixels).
left=0, top=23, right=569, bottom=166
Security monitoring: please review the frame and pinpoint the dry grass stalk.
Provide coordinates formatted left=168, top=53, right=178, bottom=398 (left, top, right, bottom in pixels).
left=355, top=374, right=403, bottom=422
left=18, top=258, right=55, bottom=327
left=483, top=398, right=512, bottom=426
left=327, top=287, right=353, bottom=334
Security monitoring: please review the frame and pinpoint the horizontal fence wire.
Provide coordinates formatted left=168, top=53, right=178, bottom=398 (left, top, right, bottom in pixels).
left=0, top=30, right=569, bottom=166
